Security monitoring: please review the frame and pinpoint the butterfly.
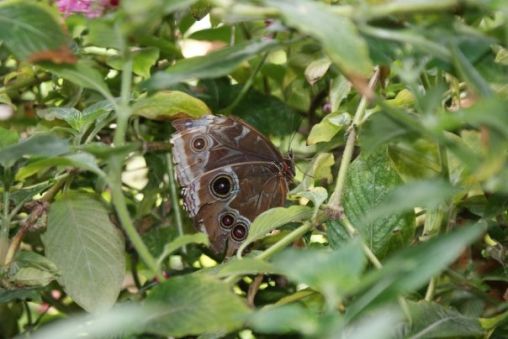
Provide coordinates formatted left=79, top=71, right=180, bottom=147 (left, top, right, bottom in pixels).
left=170, top=115, right=294, bottom=256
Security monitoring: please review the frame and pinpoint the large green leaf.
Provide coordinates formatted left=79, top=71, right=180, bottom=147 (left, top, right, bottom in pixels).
left=248, top=304, right=320, bottom=336
left=0, top=1, right=73, bottom=62
left=348, top=223, right=486, bottom=317
left=107, top=47, right=160, bottom=78
left=141, top=40, right=279, bottom=90
left=42, top=61, right=113, bottom=100
left=358, top=179, right=458, bottom=227
left=404, top=301, right=483, bottom=338
left=273, top=241, right=366, bottom=301
left=132, top=91, right=210, bottom=120
left=328, top=149, right=415, bottom=257
left=268, top=0, right=372, bottom=77
left=37, top=103, right=113, bottom=132
left=42, top=193, right=125, bottom=313
left=29, top=304, right=154, bottom=339
left=15, top=153, right=106, bottom=181
left=145, top=274, right=250, bottom=336
left=0, top=134, right=70, bottom=168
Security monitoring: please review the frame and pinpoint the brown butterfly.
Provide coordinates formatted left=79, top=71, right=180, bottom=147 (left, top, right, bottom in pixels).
left=170, top=115, right=294, bottom=256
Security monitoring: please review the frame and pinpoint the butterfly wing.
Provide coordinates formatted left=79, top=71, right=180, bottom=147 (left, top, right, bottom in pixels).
left=170, top=115, right=285, bottom=186
left=183, top=162, right=288, bottom=255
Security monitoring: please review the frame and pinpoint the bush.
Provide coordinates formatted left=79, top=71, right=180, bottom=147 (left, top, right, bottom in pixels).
left=0, top=0, right=507, bottom=338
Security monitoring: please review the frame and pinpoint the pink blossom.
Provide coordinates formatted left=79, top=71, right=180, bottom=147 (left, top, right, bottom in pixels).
left=56, top=0, right=118, bottom=18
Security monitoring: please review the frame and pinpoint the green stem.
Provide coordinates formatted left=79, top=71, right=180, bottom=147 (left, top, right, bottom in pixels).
left=166, top=153, right=186, bottom=254
left=424, top=277, right=436, bottom=302
left=225, top=220, right=316, bottom=285
left=108, top=55, right=162, bottom=280
left=327, top=67, right=380, bottom=211
left=361, top=0, right=460, bottom=20
left=341, top=217, right=382, bottom=269
left=0, top=189, right=10, bottom=265
left=220, top=52, right=269, bottom=114
left=256, top=221, right=313, bottom=261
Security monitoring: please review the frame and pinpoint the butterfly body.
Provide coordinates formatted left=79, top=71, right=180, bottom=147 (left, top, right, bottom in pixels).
left=170, top=115, right=293, bottom=255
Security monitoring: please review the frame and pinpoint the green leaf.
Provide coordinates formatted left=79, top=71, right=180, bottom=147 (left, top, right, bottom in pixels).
left=291, top=153, right=335, bottom=193
left=15, top=152, right=106, bottom=181
left=405, top=301, right=483, bottom=338
left=42, top=61, right=113, bottom=100
left=273, top=241, right=366, bottom=301
left=132, top=91, right=210, bottom=120
left=8, top=251, right=59, bottom=287
left=269, top=0, right=372, bottom=77
left=145, top=274, right=250, bottom=336
left=42, top=193, right=125, bottom=313
left=327, top=149, right=415, bottom=257
left=9, top=182, right=51, bottom=206
left=330, top=75, right=352, bottom=113
left=202, top=257, right=276, bottom=278
left=248, top=304, right=320, bottom=336
left=189, top=26, right=232, bottom=43
left=108, top=47, right=160, bottom=78
left=341, top=307, right=402, bottom=339
left=387, top=140, right=441, bottom=181
left=360, top=179, right=458, bottom=227
left=84, top=19, right=122, bottom=50
left=238, top=206, right=313, bottom=255
left=0, top=127, right=19, bottom=149
left=305, top=57, right=331, bottom=85
left=38, top=102, right=113, bottom=132
left=359, top=110, right=418, bottom=155
left=307, top=112, right=351, bottom=145
left=0, top=1, right=73, bottom=62
left=451, top=44, right=493, bottom=97
left=141, top=40, right=279, bottom=90
left=37, top=107, right=82, bottom=130
left=354, top=223, right=486, bottom=309
left=29, top=304, right=154, bottom=339
left=295, top=187, right=328, bottom=218
left=0, top=287, right=41, bottom=303
left=0, top=134, right=70, bottom=168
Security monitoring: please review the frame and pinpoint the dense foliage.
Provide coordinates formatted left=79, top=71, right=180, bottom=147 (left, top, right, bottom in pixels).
left=1, top=0, right=508, bottom=338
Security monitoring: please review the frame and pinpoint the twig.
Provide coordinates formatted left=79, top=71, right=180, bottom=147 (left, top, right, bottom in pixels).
left=3, top=176, right=68, bottom=266
left=247, top=274, right=264, bottom=307
left=327, top=67, right=380, bottom=216
left=108, top=52, right=162, bottom=280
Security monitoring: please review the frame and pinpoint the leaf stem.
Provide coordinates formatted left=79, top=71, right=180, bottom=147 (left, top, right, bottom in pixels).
left=0, top=188, right=10, bottom=265
left=341, top=217, right=382, bottom=269
left=327, top=67, right=380, bottom=214
left=255, top=221, right=313, bottom=261
left=220, top=52, right=269, bottom=114
left=108, top=54, right=162, bottom=280
left=166, top=153, right=186, bottom=254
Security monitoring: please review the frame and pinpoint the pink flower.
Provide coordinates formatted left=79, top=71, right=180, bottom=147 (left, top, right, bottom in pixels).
left=56, top=0, right=118, bottom=18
